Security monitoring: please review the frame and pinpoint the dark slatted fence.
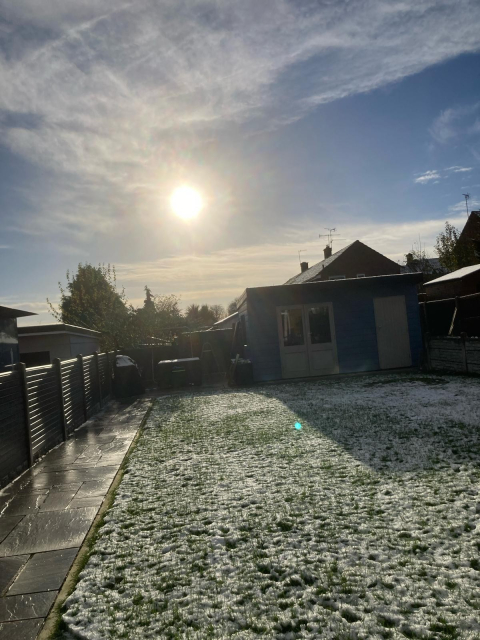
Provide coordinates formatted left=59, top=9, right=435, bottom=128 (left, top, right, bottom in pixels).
left=0, top=350, right=115, bottom=489
left=0, top=371, right=29, bottom=488
left=27, top=365, right=63, bottom=459
left=62, top=358, right=86, bottom=433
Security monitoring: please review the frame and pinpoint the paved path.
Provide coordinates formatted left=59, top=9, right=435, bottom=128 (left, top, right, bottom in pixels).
left=0, top=396, right=152, bottom=640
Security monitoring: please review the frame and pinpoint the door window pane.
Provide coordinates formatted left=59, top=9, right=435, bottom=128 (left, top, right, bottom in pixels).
left=309, top=306, right=331, bottom=344
left=281, top=309, right=304, bottom=346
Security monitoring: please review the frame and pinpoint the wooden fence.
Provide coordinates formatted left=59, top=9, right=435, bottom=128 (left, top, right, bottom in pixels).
left=426, top=335, right=480, bottom=375
left=0, top=351, right=115, bottom=489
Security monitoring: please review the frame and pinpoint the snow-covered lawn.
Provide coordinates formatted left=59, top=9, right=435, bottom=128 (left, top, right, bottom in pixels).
left=63, top=373, right=480, bottom=639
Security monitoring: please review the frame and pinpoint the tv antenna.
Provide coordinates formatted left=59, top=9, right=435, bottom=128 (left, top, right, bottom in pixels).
left=298, top=249, right=306, bottom=266
left=463, top=193, right=470, bottom=216
left=319, top=228, right=342, bottom=250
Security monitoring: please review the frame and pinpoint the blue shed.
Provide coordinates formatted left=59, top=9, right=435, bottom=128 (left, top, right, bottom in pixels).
left=236, top=273, right=423, bottom=382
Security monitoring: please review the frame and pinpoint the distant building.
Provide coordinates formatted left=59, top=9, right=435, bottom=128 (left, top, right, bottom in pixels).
left=423, top=264, right=480, bottom=300
left=18, top=323, right=101, bottom=367
left=285, top=240, right=401, bottom=285
left=458, top=210, right=480, bottom=260
left=0, top=305, right=36, bottom=371
left=400, top=254, right=447, bottom=277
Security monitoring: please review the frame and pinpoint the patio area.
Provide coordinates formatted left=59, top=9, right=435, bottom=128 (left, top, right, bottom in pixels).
left=0, top=397, right=152, bottom=640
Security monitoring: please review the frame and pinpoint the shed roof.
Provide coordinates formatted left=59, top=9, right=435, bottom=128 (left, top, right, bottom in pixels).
left=424, top=264, right=480, bottom=286
left=244, top=272, right=423, bottom=299
left=17, top=322, right=101, bottom=338
left=0, top=305, right=36, bottom=318
left=213, top=311, right=239, bottom=326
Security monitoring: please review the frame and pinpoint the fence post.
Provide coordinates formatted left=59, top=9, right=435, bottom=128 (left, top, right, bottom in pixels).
left=14, top=363, right=33, bottom=467
left=53, top=358, right=68, bottom=441
left=94, top=351, right=103, bottom=409
left=460, top=332, right=468, bottom=374
left=77, top=354, right=88, bottom=421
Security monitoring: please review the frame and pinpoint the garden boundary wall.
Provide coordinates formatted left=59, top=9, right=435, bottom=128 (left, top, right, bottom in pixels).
left=0, top=351, right=115, bottom=489
left=426, top=335, right=480, bottom=375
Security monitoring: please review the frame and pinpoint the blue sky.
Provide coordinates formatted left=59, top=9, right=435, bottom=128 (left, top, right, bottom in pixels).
left=0, top=0, right=479, bottom=325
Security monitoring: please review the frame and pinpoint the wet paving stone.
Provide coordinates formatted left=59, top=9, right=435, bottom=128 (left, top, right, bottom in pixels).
left=0, top=591, right=57, bottom=622
left=0, top=507, right=98, bottom=556
left=0, top=618, right=44, bottom=640
left=0, top=517, right=23, bottom=544
left=30, top=466, right=118, bottom=489
left=0, top=556, right=29, bottom=595
left=68, top=495, right=105, bottom=509
left=39, top=491, right=77, bottom=512
left=74, top=479, right=112, bottom=498
left=1, top=495, right=46, bottom=517
left=8, top=548, right=79, bottom=595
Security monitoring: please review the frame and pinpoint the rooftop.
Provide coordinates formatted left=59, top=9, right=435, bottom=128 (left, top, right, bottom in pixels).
left=285, top=243, right=354, bottom=285
left=0, top=305, right=36, bottom=319
left=424, top=264, right=480, bottom=286
left=17, top=323, right=101, bottom=337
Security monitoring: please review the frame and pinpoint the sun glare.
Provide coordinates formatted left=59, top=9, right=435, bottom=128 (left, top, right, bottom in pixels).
left=170, top=186, right=203, bottom=220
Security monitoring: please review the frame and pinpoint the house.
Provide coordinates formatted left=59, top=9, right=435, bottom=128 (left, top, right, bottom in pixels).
left=285, top=240, right=401, bottom=285
left=423, top=264, right=480, bottom=300
left=0, top=305, right=36, bottom=371
left=18, top=323, right=101, bottom=367
left=400, top=254, right=447, bottom=276
left=236, top=273, right=423, bottom=382
left=458, top=210, right=480, bottom=260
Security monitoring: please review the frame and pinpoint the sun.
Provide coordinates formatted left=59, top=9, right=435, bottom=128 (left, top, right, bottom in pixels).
left=170, top=186, right=203, bottom=220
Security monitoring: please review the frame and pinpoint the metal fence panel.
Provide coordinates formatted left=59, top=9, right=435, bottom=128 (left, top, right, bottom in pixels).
left=62, top=358, right=85, bottom=433
left=26, top=365, right=63, bottom=459
left=0, top=371, right=28, bottom=488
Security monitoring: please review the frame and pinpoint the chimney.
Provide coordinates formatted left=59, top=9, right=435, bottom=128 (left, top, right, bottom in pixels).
left=324, top=245, right=332, bottom=259
left=300, top=261, right=308, bottom=273
left=406, top=252, right=414, bottom=265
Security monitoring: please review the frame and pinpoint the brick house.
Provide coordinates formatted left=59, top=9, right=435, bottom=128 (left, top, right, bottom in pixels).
left=285, top=240, right=400, bottom=285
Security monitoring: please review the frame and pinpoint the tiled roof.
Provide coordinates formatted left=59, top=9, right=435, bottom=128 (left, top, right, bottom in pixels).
left=285, top=242, right=355, bottom=285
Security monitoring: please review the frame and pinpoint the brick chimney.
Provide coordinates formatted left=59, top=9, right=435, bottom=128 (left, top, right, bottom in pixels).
left=300, top=261, right=309, bottom=273
left=406, top=252, right=414, bottom=265
left=324, top=245, right=332, bottom=259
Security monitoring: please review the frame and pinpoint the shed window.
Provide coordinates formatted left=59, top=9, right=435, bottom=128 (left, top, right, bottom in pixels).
left=281, top=309, right=304, bottom=346
left=308, top=307, right=332, bottom=344
left=329, top=275, right=346, bottom=280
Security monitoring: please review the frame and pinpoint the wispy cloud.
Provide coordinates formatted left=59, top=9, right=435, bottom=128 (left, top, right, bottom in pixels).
left=449, top=198, right=480, bottom=213
left=1, top=1, right=480, bottom=239
left=445, top=166, right=473, bottom=173
left=430, top=102, right=480, bottom=144
left=414, top=170, right=441, bottom=184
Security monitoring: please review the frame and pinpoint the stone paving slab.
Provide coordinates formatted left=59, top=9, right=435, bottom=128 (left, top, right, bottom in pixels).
left=7, top=549, right=79, bottom=596
left=0, top=591, right=57, bottom=622
left=0, top=396, right=152, bottom=639
left=0, top=618, right=44, bottom=640
left=0, top=556, right=29, bottom=595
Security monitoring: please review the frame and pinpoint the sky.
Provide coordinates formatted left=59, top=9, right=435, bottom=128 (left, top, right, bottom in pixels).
left=0, top=0, right=480, bottom=325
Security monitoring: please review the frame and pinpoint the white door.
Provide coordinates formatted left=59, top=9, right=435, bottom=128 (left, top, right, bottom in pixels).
left=374, top=295, right=412, bottom=370
left=277, top=306, right=310, bottom=378
left=306, top=303, right=339, bottom=375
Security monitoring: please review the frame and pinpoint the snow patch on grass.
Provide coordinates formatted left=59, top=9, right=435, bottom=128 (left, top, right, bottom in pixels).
left=62, top=373, right=480, bottom=639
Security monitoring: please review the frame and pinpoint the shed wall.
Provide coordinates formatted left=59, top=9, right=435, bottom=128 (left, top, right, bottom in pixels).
left=19, top=334, right=71, bottom=362
left=246, top=279, right=423, bottom=382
